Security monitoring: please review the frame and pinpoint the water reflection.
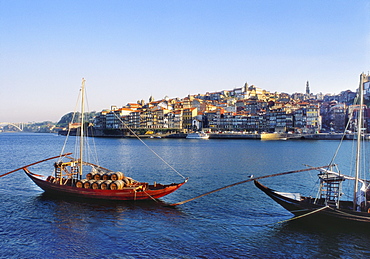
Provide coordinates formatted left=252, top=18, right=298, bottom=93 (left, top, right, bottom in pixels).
left=250, top=219, right=370, bottom=257
left=3, top=134, right=370, bottom=258
left=28, top=193, right=187, bottom=258
left=36, top=192, right=185, bottom=219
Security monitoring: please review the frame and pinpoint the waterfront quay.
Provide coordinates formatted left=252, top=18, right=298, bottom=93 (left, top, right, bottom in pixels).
left=59, top=128, right=359, bottom=140
left=85, top=131, right=356, bottom=140
left=164, top=132, right=356, bottom=140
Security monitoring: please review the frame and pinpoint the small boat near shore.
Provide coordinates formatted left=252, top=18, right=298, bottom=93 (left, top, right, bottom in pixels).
left=260, top=132, right=287, bottom=140
left=8, top=79, right=187, bottom=201
left=186, top=132, right=209, bottom=139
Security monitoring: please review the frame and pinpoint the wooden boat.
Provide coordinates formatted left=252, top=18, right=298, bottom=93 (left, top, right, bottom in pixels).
left=254, top=179, right=370, bottom=224
left=20, top=79, right=187, bottom=201
left=24, top=167, right=186, bottom=201
left=255, top=73, right=370, bottom=224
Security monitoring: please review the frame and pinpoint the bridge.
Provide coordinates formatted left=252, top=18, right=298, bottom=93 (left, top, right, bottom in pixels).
left=0, top=122, right=24, bottom=131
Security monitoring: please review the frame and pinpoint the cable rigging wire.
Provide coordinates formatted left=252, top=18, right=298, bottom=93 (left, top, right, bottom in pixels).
left=113, top=113, right=187, bottom=180
left=82, top=86, right=100, bottom=166
left=59, top=83, right=101, bottom=168
left=59, top=89, right=81, bottom=162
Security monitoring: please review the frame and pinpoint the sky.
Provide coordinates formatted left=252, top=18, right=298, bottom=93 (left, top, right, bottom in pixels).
left=1, top=0, right=369, bottom=123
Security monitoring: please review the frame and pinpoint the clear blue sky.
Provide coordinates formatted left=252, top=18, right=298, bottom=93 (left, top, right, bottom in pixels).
left=1, top=0, right=369, bottom=122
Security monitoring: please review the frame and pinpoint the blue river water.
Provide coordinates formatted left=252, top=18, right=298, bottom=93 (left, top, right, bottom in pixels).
left=1, top=133, right=370, bottom=258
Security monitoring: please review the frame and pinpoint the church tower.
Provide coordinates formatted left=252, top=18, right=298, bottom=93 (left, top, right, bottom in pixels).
left=243, top=82, right=249, bottom=92
left=149, top=95, right=154, bottom=103
left=306, top=81, right=310, bottom=95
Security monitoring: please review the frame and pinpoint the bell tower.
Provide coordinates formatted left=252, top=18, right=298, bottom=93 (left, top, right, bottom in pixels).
left=306, top=81, right=310, bottom=95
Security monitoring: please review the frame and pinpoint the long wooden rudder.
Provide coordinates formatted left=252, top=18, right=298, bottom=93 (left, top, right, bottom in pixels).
left=0, top=153, right=72, bottom=178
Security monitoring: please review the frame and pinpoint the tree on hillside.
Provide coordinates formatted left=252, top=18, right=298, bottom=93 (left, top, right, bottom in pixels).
left=57, top=112, right=96, bottom=128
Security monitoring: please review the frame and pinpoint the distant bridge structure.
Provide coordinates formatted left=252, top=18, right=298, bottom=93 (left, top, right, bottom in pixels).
left=0, top=122, right=24, bottom=131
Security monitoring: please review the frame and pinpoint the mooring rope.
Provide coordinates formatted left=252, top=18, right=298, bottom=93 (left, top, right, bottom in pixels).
left=246, top=205, right=330, bottom=227
left=273, top=205, right=329, bottom=224
left=169, top=165, right=331, bottom=206
left=143, top=189, right=159, bottom=202
left=113, top=113, right=186, bottom=180
left=326, top=206, right=370, bottom=221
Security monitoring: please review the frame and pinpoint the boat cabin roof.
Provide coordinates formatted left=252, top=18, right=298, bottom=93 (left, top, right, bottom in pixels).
left=318, top=173, right=345, bottom=182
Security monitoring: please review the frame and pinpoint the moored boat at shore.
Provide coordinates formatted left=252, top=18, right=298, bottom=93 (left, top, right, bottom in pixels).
left=260, top=132, right=287, bottom=140
left=186, top=132, right=209, bottom=139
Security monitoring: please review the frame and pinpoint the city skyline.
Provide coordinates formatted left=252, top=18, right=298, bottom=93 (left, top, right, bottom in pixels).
left=3, top=80, right=357, bottom=125
left=1, top=1, right=369, bottom=122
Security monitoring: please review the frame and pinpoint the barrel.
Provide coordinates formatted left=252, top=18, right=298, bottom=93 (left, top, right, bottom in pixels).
left=102, top=172, right=113, bottom=180
left=109, top=180, right=126, bottom=190
left=111, top=171, right=125, bottom=181
left=91, top=180, right=104, bottom=189
left=75, top=179, right=87, bottom=188
left=127, top=177, right=136, bottom=184
left=83, top=180, right=95, bottom=189
left=86, top=172, right=94, bottom=180
left=93, top=173, right=103, bottom=180
left=100, top=180, right=112, bottom=190
left=122, top=177, right=131, bottom=186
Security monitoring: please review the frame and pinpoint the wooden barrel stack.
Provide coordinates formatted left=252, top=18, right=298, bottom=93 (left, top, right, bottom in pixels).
left=75, top=171, right=138, bottom=190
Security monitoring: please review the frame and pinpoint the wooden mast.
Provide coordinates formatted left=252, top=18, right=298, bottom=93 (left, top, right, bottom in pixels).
left=79, top=78, right=86, bottom=178
left=353, top=73, right=365, bottom=211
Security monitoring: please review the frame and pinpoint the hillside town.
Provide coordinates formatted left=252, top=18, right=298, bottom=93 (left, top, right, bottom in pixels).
left=92, top=74, right=370, bottom=137
left=3, top=75, right=370, bottom=136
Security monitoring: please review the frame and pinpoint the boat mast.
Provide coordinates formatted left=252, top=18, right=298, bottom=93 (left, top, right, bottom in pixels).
left=353, top=73, right=365, bottom=211
left=79, top=78, right=86, bottom=177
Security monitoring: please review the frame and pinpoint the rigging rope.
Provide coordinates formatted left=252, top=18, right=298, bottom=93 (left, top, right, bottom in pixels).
left=59, top=89, right=81, bottom=162
left=113, top=113, right=186, bottom=180
left=328, top=117, right=352, bottom=167
left=59, top=83, right=101, bottom=169
left=83, top=85, right=100, bottom=166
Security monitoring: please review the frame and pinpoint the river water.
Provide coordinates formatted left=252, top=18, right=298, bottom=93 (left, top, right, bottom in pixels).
left=1, top=133, right=370, bottom=258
